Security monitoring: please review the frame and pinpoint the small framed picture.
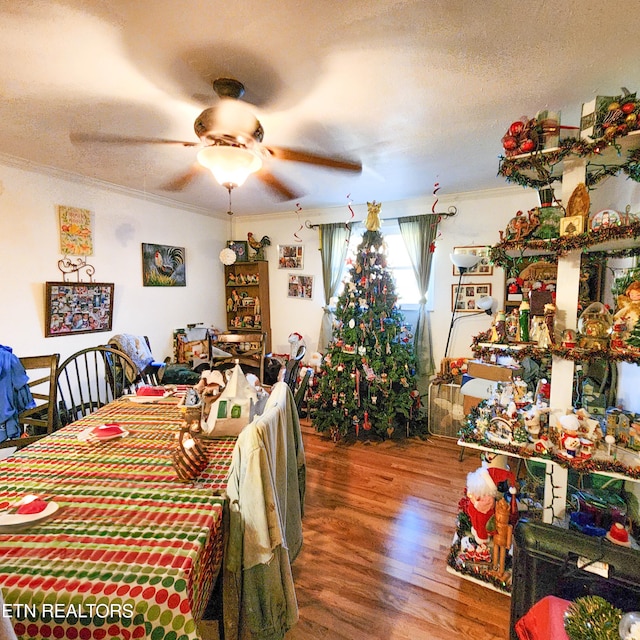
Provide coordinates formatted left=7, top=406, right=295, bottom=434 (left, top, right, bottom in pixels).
left=278, top=244, right=304, bottom=269
left=288, top=274, right=314, bottom=300
left=451, top=283, right=492, bottom=312
left=559, top=215, right=584, bottom=237
left=227, top=240, right=249, bottom=263
left=452, top=246, right=493, bottom=276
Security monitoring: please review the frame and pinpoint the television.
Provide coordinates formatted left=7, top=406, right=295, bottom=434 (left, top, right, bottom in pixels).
left=510, top=519, right=640, bottom=640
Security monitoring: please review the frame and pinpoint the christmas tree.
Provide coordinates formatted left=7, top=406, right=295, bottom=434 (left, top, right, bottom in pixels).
left=311, top=201, right=426, bottom=441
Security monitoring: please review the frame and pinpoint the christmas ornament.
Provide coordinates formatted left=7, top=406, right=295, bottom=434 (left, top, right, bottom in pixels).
left=219, top=247, right=237, bottom=265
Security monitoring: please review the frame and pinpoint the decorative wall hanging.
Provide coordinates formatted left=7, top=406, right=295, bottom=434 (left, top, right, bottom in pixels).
left=45, top=282, right=114, bottom=337
left=451, top=246, right=492, bottom=276
left=559, top=216, right=584, bottom=237
left=288, top=274, right=314, bottom=300
left=278, top=244, right=304, bottom=269
left=141, top=243, right=186, bottom=287
left=226, top=240, right=248, bottom=263
left=451, top=283, right=492, bottom=312
left=58, top=205, right=93, bottom=256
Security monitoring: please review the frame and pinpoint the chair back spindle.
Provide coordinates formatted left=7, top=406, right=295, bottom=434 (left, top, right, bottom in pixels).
left=56, top=346, right=137, bottom=425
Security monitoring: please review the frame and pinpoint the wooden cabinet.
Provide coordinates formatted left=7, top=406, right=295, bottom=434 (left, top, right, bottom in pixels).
left=224, top=261, right=271, bottom=353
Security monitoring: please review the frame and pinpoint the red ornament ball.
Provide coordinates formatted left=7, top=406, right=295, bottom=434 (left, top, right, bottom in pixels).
left=509, top=121, right=525, bottom=136
left=502, top=135, right=518, bottom=151
left=622, top=102, right=636, bottom=114
left=520, top=139, right=536, bottom=153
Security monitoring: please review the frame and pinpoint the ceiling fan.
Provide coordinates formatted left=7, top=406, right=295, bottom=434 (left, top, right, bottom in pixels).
left=71, top=78, right=362, bottom=201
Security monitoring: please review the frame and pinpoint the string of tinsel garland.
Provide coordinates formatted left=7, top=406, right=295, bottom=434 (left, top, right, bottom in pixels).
left=489, top=221, right=640, bottom=267
left=624, top=147, right=640, bottom=182
left=471, top=334, right=640, bottom=365
left=497, top=136, right=628, bottom=189
left=564, top=596, right=622, bottom=640
left=458, top=407, right=640, bottom=479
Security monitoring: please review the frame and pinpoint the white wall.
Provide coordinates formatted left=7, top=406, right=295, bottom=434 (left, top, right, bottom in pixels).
left=0, top=157, right=227, bottom=364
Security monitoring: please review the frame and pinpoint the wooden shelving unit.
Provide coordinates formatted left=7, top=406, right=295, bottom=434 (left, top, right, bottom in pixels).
left=224, top=261, right=271, bottom=353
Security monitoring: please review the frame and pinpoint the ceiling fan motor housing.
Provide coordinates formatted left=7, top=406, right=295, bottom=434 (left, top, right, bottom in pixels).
left=194, top=100, right=264, bottom=147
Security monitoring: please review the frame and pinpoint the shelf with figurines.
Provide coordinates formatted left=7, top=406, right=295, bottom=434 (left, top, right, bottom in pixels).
left=457, top=376, right=640, bottom=480
left=497, top=93, right=640, bottom=192
left=473, top=300, right=640, bottom=368
left=226, top=271, right=261, bottom=287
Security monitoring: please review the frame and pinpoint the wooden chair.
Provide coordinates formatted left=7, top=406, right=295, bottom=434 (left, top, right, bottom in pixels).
left=0, top=354, right=60, bottom=450
left=211, top=332, right=266, bottom=382
left=107, top=335, right=165, bottom=385
left=56, top=346, right=137, bottom=426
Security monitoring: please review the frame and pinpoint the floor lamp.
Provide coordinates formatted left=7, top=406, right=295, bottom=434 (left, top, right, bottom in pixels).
left=445, top=253, right=494, bottom=358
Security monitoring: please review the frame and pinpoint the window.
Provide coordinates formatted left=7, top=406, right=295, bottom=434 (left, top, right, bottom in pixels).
left=341, top=222, right=421, bottom=306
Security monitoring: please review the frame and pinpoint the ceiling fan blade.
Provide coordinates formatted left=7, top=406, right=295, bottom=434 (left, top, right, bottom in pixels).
left=265, top=146, right=362, bottom=173
left=70, top=132, right=199, bottom=147
left=256, top=169, right=302, bottom=201
left=161, top=164, right=203, bottom=191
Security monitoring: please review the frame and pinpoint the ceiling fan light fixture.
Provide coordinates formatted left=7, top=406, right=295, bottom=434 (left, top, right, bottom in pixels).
left=197, top=145, right=262, bottom=189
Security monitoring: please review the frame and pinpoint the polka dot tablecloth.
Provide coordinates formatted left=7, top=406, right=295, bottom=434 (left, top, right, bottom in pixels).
left=0, top=398, right=236, bottom=640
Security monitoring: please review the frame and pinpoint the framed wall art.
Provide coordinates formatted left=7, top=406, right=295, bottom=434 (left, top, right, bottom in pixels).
left=452, top=283, right=492, bottom=312
left=141, top=243, right=186, bottom=286
left=45, top=282, right=114, bottom=337
left=278, top=244, right=304, bottom=269
left=288, top=274, right=314, bottom=300
left=559, top=215, right=584, bottom=237
left=58, top=205, right=93, bottom=256
left=452, top=246, right=493, bottom=276
left=226, top=240, right=249, bottom=263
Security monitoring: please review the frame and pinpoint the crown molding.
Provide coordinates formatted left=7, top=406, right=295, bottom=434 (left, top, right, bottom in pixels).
left=0, top=152, right=226, bottom=218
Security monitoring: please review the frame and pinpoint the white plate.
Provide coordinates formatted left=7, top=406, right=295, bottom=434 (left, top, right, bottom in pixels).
left=77, top=426, right=130, bottom=442
left=0, top=501, right=59, bottom=528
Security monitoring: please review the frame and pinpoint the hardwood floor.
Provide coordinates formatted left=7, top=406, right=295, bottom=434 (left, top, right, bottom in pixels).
left=201, top=426, right=511, bottom=640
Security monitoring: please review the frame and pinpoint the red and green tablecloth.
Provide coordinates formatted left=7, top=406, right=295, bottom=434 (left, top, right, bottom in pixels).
left=0, top=398, right=236, bottom=640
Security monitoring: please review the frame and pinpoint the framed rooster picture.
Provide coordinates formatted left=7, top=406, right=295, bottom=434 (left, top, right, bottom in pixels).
left=141, top=243, right=186, bottom=287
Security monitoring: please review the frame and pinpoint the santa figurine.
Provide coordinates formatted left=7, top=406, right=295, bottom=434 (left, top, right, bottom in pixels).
left=558, top=413, right=581, bottom=458
left=464, top=456, right=516, bottom=545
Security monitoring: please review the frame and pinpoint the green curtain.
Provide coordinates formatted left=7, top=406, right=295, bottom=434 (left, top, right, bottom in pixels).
left=398, top=214, right=440, bottom=391
left=318, top=222, right=352, bottom=351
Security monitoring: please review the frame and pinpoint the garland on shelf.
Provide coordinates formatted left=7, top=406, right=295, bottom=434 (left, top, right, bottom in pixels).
left=470, top=333, right=640, bottom=365
left=458, top=406, right=640, bottom=480
left=497, top=136, right=628, bottom=189
left=624, top=147, right=640, bottom=182
left=489, top=220, right=640, bottom=268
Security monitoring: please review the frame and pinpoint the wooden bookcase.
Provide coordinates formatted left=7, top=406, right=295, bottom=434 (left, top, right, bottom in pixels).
left=224, top=261, right=271, bottom=352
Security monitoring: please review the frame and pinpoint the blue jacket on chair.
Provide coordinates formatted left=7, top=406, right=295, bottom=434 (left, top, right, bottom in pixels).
left=0, top=345, right=35, bottom=443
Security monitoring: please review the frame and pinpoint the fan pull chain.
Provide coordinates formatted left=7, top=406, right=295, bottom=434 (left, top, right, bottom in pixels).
left=226, top=186, right=234, bottom=216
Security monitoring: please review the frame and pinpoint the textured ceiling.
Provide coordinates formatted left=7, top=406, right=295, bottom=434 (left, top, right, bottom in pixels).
left=2, top=1, right=640, bottom=216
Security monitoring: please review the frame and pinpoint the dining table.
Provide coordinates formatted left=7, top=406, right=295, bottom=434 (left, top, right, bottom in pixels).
left=0, top=394, right=237, bottom=640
